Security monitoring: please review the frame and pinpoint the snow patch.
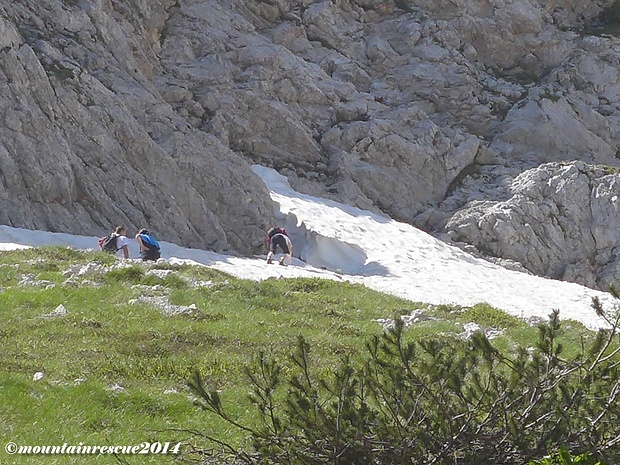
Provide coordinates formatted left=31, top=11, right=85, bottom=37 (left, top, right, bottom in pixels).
left=0, top=166, right=616, bottom=331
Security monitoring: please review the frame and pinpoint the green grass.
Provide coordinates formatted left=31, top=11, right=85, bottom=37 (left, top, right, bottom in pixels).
left=0, top=246, right=608, bottom=464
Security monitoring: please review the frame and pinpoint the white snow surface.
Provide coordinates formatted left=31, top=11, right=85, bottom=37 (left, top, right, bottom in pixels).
left=0, top=166, right=615, bottom=330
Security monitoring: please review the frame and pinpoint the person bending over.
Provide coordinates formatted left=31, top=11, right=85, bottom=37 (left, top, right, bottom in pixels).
left=266, top=226, right=292, bottom=265
left=135, top=228, right=161, bottom=261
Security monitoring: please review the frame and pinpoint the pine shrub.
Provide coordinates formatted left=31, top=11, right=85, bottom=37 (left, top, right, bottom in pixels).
left=189, top=303, right=620, bottom=465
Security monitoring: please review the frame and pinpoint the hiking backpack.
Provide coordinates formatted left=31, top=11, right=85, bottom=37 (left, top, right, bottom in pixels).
left=139, top=233, right=160, bottom=250
left=266, top=227, right=287, bottom=247
left=267, top=227, right=288, bottom=238
left=98, top=234, right=118, bottom=252
left=137, top=233, right=161, bottom=260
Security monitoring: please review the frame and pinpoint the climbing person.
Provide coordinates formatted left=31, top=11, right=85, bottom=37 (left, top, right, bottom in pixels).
left=266, top=226, right=293, bottom=265
left=98, top=225, right=130, bottom=259
left=135, top=228, right=161, bottom=261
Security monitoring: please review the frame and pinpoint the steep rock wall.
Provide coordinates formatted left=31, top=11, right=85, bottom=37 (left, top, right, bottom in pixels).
left=0, top=0, right=275, bottom=252
left=4, top=0, right=620, bottom=290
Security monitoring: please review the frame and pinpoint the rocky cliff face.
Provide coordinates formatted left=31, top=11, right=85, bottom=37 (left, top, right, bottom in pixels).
left=445, top=162, right=620, bottom=289
left=3, top=0, right=620, bottom=288
left=0, top=0, right=275, bottom=253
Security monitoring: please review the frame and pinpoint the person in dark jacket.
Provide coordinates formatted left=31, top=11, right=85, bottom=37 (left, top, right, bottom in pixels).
left=135, top=228, right=161, bottom=261
left=266, top=226, right=293, bottom=265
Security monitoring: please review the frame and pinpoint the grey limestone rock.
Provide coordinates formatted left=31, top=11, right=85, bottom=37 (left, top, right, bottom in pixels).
left=445, top=162, right=620, bottom=289
left=0, top=0, right=275, bottom=253
left=3, top=0, right=620, bottom=289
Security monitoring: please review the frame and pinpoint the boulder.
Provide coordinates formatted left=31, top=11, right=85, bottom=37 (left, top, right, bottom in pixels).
left=445, top=162, right=620, bottom=289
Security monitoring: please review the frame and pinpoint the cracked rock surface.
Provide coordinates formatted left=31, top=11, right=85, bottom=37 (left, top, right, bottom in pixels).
left=3, top=0, right=620, bottom=288
left=445, top=162, right=620, bottom=289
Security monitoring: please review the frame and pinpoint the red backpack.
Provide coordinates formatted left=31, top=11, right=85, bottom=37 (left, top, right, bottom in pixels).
left=266, top=227, right=287, bottom=246
left=98, top=234, right=118, bottom=252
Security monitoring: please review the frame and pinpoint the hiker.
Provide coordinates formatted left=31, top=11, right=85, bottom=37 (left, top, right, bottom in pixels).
left=266, top=226, right=293, bottom=265
left=99, top=226, right=130, bottom=258
left=135, top=228, right=161, bottom=261
left=114, top=226, right=131, bottom=258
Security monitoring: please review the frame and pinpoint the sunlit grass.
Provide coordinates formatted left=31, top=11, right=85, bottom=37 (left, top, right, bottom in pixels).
left=0, top=246, right=608, bottom=464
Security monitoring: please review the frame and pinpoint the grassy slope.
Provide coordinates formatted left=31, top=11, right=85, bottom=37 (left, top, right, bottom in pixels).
left=0, top=247, right=599, bottom=464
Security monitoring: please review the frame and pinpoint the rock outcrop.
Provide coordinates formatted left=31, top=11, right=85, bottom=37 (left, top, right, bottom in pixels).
left=445, top=162, right=620, bottom=290
left=3, top=0, right=620, bottom=288
left=0, top=0, right=275, bottom=253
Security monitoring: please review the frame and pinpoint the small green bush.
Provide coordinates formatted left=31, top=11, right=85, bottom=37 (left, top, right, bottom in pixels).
left=141, top=272, right=188, bottom=289
left=460, top=302, right=526, bottom=328
left=103, top=266, right=145, bottom=284
left=529, top=448, right=604, bottom=464
left=612, top=0, right=620, bottom=21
